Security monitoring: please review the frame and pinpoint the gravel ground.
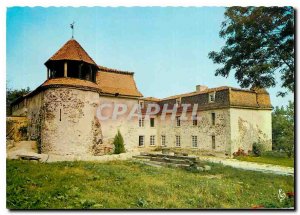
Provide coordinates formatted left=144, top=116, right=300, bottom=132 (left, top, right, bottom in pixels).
left=7, top=141, right=140, bottom=163
left=7, top=141, right=294, bottom=176
left=198, top=156, right=294, bottom=176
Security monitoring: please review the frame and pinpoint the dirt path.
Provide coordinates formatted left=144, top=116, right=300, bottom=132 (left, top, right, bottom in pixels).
left=6, top=142, right=294, bottom=176
left=198, top=156, right=294, bottom=176
left=7, top=141, right=140, bottom=162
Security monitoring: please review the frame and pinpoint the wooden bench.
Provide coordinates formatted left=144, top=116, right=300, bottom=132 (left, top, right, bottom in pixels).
left=18, top=155, right=41, bottom=162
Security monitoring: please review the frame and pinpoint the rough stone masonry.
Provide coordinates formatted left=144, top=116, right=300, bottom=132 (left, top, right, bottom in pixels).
left=10, top=38, right=272, bottom=157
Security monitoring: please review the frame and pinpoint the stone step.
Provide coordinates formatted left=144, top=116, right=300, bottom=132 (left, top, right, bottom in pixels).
left=148, top=153, right=199, bottom=162
left=150, top=156, right=192, bottom=165
left=137, top=160, right=191, bottom=169
left=132, top=155, right=151, bottom=160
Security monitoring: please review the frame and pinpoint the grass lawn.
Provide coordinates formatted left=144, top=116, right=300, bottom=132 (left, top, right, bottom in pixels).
left=7, top=159, right=294, bottom=209
left=235, top=152, right=294, bottom=167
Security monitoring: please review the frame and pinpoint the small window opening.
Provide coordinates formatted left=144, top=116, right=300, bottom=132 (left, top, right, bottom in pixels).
left=212, top=135, right=216, bottom=149
left=150, top=118, right=155, bottom=127
left=211, top=113, right=216, bottom=125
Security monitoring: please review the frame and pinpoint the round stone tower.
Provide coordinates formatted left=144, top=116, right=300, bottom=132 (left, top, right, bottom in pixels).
left=39, top=39, right=102, bottom=156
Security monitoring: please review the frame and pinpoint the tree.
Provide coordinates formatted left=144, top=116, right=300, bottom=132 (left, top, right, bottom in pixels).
left=6, top=86, right=31, bottom=116
left=208, top=7, right=294, bottom=96
left=272, top=101, right=294, bottom=157
left=113, top=130, right=125, bottom=154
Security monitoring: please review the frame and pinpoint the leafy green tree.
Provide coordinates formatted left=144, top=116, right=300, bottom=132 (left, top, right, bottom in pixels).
left=6, top=86, right=31, bottom=116
left=113, top=130, right=125, bottom=154
left=209, top=7, right=294, bottom=96
left=272, top=101, right=294, bottom=157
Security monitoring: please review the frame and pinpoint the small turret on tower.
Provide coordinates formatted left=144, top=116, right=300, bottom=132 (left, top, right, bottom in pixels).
left=44, top=39, right=98, bottom=82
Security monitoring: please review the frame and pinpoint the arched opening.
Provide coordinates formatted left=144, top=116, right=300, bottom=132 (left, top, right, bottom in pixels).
left=46, top=60, right=97, bottom=82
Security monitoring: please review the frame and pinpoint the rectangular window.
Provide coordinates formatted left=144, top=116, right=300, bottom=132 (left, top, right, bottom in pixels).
left=192, top=114, right=198, bottom=126
left=139, top=117, right=144, bottom=127
left=212, top=135, right=216, bottom=149
left=150, top=118, right=155, bottom=127
left=139, top=136, right=145, bottom=147
left=176, top=135, right=181, bottom=147
left=176, top=98, right=181, bottom=106
left=150, top=135, right=155, bottom=146
left=161, top=135, right=166, bottom=147
left=176, top=116, right=181, bottom=127
left=211, top=113, right=216, bottom=125
left=209, top=92, right=216, bottom=103
left=192, top=135, right=198, bottom=148
left=139, top=101, right=144, bottom=109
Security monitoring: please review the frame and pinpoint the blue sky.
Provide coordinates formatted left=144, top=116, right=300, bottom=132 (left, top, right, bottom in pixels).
left=6, top=7, right=293, bottom=108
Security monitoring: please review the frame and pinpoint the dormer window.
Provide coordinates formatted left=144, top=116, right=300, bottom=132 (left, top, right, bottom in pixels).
left=208, top=92, right=216, bottom=103
left=192, top=114, right=198, bottom=126
left=139, top=101, right=144, bottom=109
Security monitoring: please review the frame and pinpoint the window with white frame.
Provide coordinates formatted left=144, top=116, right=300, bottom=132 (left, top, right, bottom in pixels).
left=139, top=117, right=144, bottom=127
left=139, top=135, right=145, bottom=147
left=150, top=135, right=155, bottom=146
left=176, top=116, right=181, bottom=126
left=192, top=114, right=198, bottom=126
left=161, top=135, right=166, bottom=147
left=192, top=135, right=198, bottom=148
left=175, top=135, right=181, bottom=147
left=208, top=92, right=216, bottom=103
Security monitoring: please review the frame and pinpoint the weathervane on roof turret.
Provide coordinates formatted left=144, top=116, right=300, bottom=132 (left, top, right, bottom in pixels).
left=70, top=21, right=75, bottom=38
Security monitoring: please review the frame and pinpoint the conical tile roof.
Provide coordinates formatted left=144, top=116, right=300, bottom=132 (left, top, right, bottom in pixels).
left=45, top=39, right=97, bottom=66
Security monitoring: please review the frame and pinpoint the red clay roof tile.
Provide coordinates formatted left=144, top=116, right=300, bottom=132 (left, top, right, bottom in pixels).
left=42, top=77, right=100, bottom=90
left=45, top=39, right=97, bottom=66
left=96, top=70, right=143, bottom=97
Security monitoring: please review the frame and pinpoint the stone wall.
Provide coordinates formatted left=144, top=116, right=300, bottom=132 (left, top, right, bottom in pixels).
left=182, top=89, right=230, bottom=109
left=98, top=96, right=141, bottom=152
left=156, top=109, right=231, bottom=154
left=12, top=85, right=272, bottom=158
left=159, top=89, right=230, bottom=110
left=11, top=99, right=27, bottom=116
left=40, top=88, right=102, bottom=156
left=6, top=116, right=28, bottom=142
left=27, top=92, right=44, bottom=144
left=229, top=108, right=272, bottom=155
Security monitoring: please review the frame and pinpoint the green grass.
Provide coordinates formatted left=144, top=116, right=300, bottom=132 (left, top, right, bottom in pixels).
left=7, top=159, right=294, bottom=209
left=235, top=151, right=294, bottom=167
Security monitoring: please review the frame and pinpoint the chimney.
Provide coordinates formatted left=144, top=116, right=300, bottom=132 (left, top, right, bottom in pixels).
left=196, top=85, right=208, bottom=92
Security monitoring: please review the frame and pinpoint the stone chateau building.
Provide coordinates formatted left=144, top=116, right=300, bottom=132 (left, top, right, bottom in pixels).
left=11, top=38, right=272, bottom=157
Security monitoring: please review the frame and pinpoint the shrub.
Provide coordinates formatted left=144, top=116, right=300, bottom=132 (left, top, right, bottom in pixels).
left=252, top=142, right=265, bottom=157
left=113, top=130, right=125, bottom=154
left=283, top=143, right=294, bottom=158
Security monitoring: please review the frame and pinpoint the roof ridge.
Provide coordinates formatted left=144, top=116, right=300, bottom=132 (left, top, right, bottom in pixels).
left=160, top=86, right=261, bottom=101
left=74, top=40, right=83, bottom=61
left=98, top=65, right=134, bottom=75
